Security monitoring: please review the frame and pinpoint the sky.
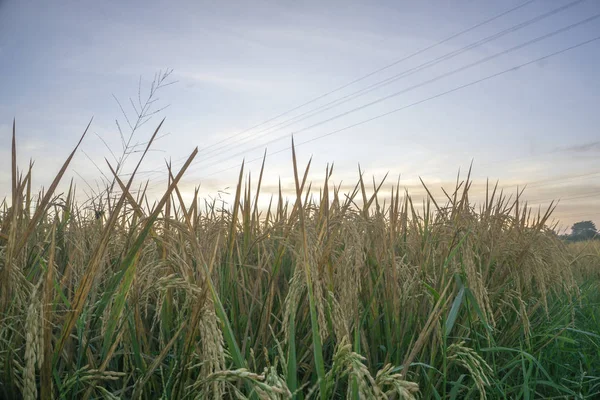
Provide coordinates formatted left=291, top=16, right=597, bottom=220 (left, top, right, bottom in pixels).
left=0, top=0, right=599, bottom=231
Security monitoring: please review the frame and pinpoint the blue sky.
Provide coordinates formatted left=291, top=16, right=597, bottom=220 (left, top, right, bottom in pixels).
left=0, top=0, right=599, bottom=230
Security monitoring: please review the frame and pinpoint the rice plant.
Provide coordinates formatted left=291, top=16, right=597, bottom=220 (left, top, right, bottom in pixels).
left=0, top=119, right=598, bottom=399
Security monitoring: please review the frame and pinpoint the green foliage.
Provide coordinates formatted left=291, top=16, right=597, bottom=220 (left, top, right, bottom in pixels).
left=561, top=220, right=598, bottom=242
left=569, top=220, right=599, bottom=242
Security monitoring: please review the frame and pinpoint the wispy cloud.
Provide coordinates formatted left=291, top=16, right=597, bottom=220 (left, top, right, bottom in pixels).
left=556, top=141, right=600, bottom=153
left=176, top=71, right=274, bottom=93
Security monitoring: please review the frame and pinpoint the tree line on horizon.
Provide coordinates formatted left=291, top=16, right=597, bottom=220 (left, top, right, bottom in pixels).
left=560, top=220, right=599, bottom=242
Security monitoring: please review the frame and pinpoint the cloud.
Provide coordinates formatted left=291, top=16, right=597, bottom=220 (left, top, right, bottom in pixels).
left=555, top=141, right=600, bottom=153
left=19, top=138, right=47, bottom=152
left=176, top=71, right=272, bottom=93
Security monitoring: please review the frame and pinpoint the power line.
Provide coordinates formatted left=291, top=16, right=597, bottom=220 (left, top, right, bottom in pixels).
left=135, top=0, right=538, bottom=177
left=190, top=0, right=586, bottom=166
left=147, top=12, right=600, bottom=188
left=193, top=0, right=537, bottom=154
left=526, top=190, right=600, bottom=205
left=164, top=34, right=600, bottom=188
left=554, top=212, right=600, bottom=219
left=498, top=171, right=600, bottom=191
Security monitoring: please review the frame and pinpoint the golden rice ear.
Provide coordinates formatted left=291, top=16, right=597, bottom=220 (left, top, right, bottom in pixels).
left=11, top=119, right=17, bottom=211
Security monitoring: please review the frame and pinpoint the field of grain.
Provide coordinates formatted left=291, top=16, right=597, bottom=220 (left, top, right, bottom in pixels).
left=1, top=125, right=599, bottom=399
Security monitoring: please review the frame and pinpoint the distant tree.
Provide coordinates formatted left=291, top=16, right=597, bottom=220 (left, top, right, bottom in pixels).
left=569, top=220, right=598, bottom=241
